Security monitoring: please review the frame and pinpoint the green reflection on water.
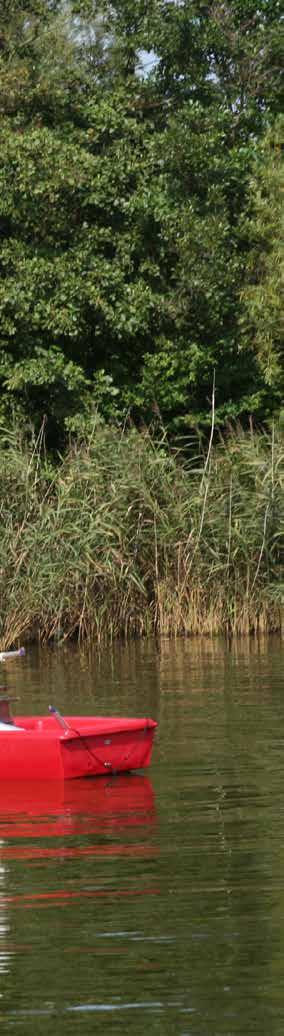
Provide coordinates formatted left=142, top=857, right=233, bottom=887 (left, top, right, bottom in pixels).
left=0, top=636, right=283, bottom=1034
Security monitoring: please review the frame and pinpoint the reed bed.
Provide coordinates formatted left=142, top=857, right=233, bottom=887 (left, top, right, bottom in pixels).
left=0, top=423, right=282, bottom=647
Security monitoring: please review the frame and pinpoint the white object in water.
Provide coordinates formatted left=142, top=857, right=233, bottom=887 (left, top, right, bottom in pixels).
left=0, top=648, right=25, bottom=662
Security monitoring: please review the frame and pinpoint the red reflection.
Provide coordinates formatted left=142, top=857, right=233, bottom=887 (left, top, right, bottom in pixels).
left=0, top=844, right=156, bottom=859
left=0, top=775, right=156, bottom=841
left=3, top=886, right=159, bottom=908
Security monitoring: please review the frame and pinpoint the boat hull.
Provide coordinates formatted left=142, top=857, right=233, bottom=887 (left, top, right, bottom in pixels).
left=0, top=715, right=157, bottom=780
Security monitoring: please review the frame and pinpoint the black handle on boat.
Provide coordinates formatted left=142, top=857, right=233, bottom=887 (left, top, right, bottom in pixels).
left=0, top=647, right=25, bottom=662
left=48, top=705, right=70, bottom=733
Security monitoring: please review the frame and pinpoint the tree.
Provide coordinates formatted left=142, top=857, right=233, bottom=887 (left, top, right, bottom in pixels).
left=141, top=0, right=283, bottom=123
left=241, top=118, right=284, bottom=403
left=0, top=0, right=282, bottom=442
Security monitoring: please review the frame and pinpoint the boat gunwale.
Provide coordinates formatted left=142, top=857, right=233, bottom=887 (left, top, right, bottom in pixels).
left=3, top=715, right=158, bottom=741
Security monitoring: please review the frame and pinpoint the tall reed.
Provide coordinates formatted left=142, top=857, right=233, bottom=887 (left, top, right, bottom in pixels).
left=0, top=422, right=282, bottom=646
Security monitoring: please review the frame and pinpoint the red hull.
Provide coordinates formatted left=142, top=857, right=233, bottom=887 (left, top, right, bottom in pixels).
left=0, top=715, right=157, bottom=780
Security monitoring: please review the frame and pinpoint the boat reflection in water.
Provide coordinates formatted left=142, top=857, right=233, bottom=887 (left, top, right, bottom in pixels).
left=0, top=775, right=158, bottom=995
left=0, top=775, right=156, bottom=854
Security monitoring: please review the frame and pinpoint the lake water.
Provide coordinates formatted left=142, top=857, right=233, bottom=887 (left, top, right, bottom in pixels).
left=0, top=636, right=283, bottom=1034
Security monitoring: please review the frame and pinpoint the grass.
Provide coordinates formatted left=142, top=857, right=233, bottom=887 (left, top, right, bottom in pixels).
left=0, top=421, right=282, bottom=647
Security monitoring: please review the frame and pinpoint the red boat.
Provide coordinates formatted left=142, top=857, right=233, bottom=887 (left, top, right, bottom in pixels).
left=0, top=705, right=157, bottom=781
left=0, top=649, right=157, bottom=780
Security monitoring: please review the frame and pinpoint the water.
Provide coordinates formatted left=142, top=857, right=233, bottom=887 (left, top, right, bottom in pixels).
left=0, top=636, right=283, bottom=1034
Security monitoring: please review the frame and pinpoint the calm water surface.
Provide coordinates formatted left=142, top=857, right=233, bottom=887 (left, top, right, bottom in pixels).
left=0, top=637, right=284, bottom=1034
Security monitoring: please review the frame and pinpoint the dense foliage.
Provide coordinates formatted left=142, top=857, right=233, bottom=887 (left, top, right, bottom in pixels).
left=0, top=1, right=282, bottom=442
